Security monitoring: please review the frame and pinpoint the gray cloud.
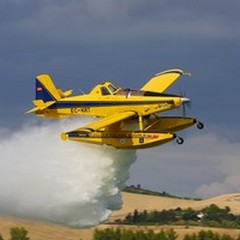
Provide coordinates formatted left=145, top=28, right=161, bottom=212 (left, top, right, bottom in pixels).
left=1, top=0, right=240, bottom=197
left=2, top=0, right=239, bottom=47
left=130, top=127, right=240, bottom=198
left=1, top=1, right=239, bottom=127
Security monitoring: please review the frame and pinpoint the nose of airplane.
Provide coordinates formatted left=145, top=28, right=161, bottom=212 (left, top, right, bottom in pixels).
left=181, top=97, right=190, bottom=104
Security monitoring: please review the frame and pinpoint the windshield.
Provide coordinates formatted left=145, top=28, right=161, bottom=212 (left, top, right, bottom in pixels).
left=108, top=84, right=119, bottom=93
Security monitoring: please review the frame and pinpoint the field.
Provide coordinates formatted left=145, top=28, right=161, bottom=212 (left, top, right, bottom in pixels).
left=1, top=192, right=240, bottom=240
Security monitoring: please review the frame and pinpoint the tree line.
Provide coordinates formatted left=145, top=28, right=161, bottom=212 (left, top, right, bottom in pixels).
left=1, top=226, right=240, bottom=240
left=94, top=228, right=240, bottom=240
left=115, top=204, right=240, bottom=228
left=124, top=185, right=201, bottom=200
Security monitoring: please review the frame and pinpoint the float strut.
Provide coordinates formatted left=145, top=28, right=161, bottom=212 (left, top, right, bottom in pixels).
left=139, top=115, right=143, bottom=131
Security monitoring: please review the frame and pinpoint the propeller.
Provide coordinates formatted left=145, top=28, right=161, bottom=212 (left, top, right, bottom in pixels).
left=178, top=74, right=192, bottom=117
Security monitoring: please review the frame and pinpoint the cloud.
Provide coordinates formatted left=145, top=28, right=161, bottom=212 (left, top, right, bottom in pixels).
left=196, top=175, right=240, bottom=199
left=1, top=0, right=239, bottom=47
left=133, top=127, right=240, bottom=198
left=195, top=132, right=240, bottom=198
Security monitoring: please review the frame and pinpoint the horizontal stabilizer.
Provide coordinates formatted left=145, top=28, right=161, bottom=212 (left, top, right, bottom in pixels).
left=27, top=99, right=55, bottom=113
left=57, top=89, right=73, bottom=98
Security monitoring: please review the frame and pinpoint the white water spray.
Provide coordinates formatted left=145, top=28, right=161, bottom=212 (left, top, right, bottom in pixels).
left=0, top=119, right=136, bottom=227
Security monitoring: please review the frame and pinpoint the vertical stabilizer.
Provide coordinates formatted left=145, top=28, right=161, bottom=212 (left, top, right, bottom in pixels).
left=36, top=74, right=61, bottom=102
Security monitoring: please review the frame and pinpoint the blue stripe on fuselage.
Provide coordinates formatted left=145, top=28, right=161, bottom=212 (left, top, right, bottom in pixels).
left=48, top=100, right=174, bottom=109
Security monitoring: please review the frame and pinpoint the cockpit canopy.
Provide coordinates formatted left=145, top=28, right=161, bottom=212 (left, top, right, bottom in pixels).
left=89, top=81, right=177, bottom=98
left=89, top=82, right=121, bottom=96
left=100, top=82, right=120, bottom=95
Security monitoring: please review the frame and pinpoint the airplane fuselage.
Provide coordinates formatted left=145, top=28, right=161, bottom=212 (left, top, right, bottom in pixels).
left=35, top=94, right=182, bottom=119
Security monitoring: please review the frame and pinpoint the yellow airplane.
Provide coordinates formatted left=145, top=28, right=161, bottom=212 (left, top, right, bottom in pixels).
left=28, top=69, right=204, bottom=149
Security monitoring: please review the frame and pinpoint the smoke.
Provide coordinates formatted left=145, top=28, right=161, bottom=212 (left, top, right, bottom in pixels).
left=0, top=119, right=136, bottom=227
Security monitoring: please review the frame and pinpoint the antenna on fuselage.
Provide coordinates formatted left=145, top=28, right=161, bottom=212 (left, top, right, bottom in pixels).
left=78, top=88, right=86, bottom=95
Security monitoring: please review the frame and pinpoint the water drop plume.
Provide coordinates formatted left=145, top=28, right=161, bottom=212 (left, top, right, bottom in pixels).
left=0, top=119, right=137, bottom=227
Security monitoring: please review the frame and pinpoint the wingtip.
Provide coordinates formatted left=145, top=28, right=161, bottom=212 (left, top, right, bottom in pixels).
left=155, top=69, right=184, bottom=76
left=26, top=108, right=36, bottom=114
left=183, top=72, right=192, bottom=76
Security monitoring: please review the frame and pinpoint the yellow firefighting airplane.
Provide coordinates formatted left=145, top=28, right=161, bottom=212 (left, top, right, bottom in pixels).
left=28, top=69, right=204, bottom=149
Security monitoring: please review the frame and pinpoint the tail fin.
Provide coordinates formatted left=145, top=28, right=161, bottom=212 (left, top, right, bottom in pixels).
left=36, top=74, right=61, bottom=102
left=27, top=74, right=60, bottom=114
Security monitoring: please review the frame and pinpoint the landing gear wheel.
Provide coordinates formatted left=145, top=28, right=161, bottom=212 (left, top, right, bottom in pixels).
left=197, top=121, right=204, bottom=130
left=176, top=137, right=184, bottom=145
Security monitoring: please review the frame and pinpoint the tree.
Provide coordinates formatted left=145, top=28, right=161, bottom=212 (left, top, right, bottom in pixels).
left=182, top=208, right=199, bottom=221
left=132, top=209, right=140, bottom=223
left=183, top=234, right=192, bottom=240
left=125, top=212, right=133, bottom=223
left=121, top=229, right=135, bottom=240
left=135, top=230, right=146, bottom=240
left=203, top=204, right=234, bottom=223
left=165, top=229, right=178, bottom=240
left=155, top=229, right=167, bottom=240
left=221, top=234, right=233, bottom=240
left=10, top=227, right=30, bottom=240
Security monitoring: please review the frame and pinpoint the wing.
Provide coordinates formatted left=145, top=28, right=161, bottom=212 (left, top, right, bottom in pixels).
left=141, top=69, right=190, bottom=93
left=61, top=111, right=136, bottom=139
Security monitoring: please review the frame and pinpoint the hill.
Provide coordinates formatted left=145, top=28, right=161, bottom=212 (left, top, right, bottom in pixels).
left=110, top=192, right=240, bottom=222
left=123, top=185, right=201, bottom=200
left=1, top=192, right=240, bottom=240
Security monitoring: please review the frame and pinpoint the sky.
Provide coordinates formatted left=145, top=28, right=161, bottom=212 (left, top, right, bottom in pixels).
left=1, top=0, right=240, bottom=198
